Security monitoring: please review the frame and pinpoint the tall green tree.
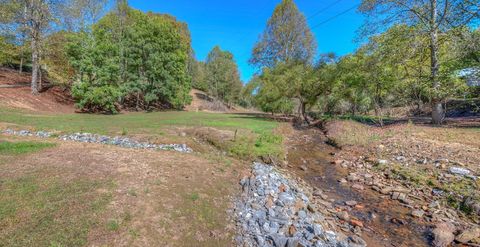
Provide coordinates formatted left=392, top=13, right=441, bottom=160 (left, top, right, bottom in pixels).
left=359, top=0, right=480, bottom=124
left=205, top=46, right=243, bottom=106
left=189, top=58, right=208, bottom=91
left=68, top=5, right=192, bottom=113
left=250, top=0, right=316, bottom=68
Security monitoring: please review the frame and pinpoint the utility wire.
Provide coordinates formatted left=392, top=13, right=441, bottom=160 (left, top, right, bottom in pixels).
left=307, top=0, right=343, bottom=20
left=311, top=4, right=359, bottom=30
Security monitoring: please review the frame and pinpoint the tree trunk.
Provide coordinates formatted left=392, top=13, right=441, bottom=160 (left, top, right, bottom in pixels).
left=38, top=65, right=42, bottom=91
left=430, top=0, right=443, bottom=124
left=298, top=100, right=309, bottom=124
left=19, top=56, right=24, bottom=73
left=31, top=37, right=39, bottom=95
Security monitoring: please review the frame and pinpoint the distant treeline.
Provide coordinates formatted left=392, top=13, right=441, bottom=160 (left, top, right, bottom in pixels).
left=244, top=0, right=479, bottom=124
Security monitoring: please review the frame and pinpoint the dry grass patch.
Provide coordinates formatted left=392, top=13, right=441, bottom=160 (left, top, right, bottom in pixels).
left=0, top=137, right=244, bottom=246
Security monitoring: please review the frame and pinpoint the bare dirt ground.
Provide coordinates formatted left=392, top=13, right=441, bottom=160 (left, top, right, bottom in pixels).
left=0, top=68, right=74, bottom=113
left=0, top=136, right=246, bottom=246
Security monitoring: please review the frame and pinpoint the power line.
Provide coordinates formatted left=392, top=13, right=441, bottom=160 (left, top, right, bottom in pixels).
left=307, top=0, right=343, bottom=20
left=311, top=4, right=359, bottom=30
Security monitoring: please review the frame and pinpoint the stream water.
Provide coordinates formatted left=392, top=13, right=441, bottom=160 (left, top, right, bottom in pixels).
left=284, top=128, right=431, bottom=247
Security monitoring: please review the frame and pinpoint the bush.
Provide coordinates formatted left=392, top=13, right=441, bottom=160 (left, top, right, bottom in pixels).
left=71, top=82, right=122, bottom=114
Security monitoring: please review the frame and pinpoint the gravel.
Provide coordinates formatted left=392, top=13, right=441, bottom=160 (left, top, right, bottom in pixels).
left=235, top=162, right=358, bottom=247
left=2, top=129, right=192, bottom=153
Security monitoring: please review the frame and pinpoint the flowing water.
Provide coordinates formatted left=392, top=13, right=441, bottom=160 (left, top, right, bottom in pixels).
left=284, top=128, right=431, bottom=247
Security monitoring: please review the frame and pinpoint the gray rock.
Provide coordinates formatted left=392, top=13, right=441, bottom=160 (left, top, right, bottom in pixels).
left=348, top=235, right=367, bottom=247
left=455, top=227, right=480, bottom=243
left=449, top=167, right=471, bottom=176
left=3, top=129, right=192, bottom=153
left=271, top=234, right=288, bottom=247
left=411, top=209, right=425, bottom=218
left=345, top=200, right=358, bottom=206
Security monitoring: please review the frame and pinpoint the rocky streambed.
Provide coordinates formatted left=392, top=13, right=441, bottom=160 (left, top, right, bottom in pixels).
left=2, top=129, right=192, bottom=153
left=235, top=162, right=365, bottom=247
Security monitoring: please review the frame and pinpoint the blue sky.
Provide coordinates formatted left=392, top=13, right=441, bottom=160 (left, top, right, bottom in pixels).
left=128, top=0, right=364, bottom=82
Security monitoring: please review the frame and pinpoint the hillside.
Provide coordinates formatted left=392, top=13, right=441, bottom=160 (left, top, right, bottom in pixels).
left=0, top=68, right=74, bottom=113
left=0, top=68, right=250, bottom=114
left=185, top=88, right=255, bottom=113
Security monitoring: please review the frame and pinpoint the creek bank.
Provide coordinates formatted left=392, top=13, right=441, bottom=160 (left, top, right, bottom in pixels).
left=234, top=162, right=365, bottom=247
left=319, top=121, right=480, bottom=246
left=1, top=129, right=192, bottom=153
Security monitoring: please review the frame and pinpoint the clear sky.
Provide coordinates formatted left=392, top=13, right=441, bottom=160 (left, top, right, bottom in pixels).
left=128, top=0, right=364, bottom=82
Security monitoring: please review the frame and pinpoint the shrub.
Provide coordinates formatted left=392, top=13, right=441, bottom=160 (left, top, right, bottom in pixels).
left=71, top=82, right=122, bottom=114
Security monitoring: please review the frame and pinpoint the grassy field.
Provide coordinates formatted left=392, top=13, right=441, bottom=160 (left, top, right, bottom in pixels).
left=0, top=107, right=282, bottom=160
left=0, top=107, right=276, bottom=135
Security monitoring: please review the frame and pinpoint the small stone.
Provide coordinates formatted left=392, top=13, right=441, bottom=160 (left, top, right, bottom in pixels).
left=377, top=159, right=388, bottom=165
left=352, top=184, right=364, bottom=190
left=297, top=210, right=307, bottom=219
left=299, top=165, right=308, bottom=171
left=429, top=201, right=440, bottom=209
left=432, top=222, right=455, bottom=247
left=288, top=224, right=297, bottom=236
left=348, top=235, right=367, bottom=247
left=350, top=219, right=364, bottom=228
left=347, top=173, right=359, bottom=182
left=392, top=192, right=400, bottom=200
left=455, top=227, right=480, bottom=243
left=271, top=234, right=288, bottom=247
left=333, top=159, right=344, bottom=165
left=411, top=209, right=425, bottom=218
left=307, top=204, right=316, bottom=213
left=380, top=187, right=393, bottom=194
left=449, top=167, right=471, bottom=176
left=286, top=238, right=299, bottom=247
left=345, top=200, right=358, bottom=206
left=336, top=211, right=350, bottom=221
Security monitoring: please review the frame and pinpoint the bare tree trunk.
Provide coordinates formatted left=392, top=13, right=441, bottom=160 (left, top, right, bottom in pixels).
left=20, top=4, right=27, bottom=74
left=430, top=0, right=443, bottom=124
left=31, top=36, right=39, bottom=95
left=38, top=65, right=42, bottom=91
left=19, top=56, right=24, bottom=73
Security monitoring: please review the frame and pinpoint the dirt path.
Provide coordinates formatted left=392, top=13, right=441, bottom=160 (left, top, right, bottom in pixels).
left=281, top=126, right=431, bottom=247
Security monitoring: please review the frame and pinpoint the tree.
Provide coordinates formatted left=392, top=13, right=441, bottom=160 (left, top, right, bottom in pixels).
left=189, top=58, right=208, bottom=91
left=205, top=46, right=243, bottom=106
left=250, top=0, right=316, bottom=68
left=359, top=0, right=480, bottom=124
left=255, top=62, right=331, bottom=122
left=67, top=5, right=192, bottom=113
left=0, top=0, right=106, bottom=93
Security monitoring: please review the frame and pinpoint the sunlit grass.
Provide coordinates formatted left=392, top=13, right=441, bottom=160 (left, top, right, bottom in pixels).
left=0, top=141, right=56, bottom=155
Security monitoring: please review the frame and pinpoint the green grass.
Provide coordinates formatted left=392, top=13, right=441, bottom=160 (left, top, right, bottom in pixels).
left=0, top=107, right=282, bottom=160
left=0, top=176, right=113, bottom=247
left=229, top=131, right=283, bottom=160
left=0, top=107, right=277, bottom=135
left=0, top=141, right=56, bottom=155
